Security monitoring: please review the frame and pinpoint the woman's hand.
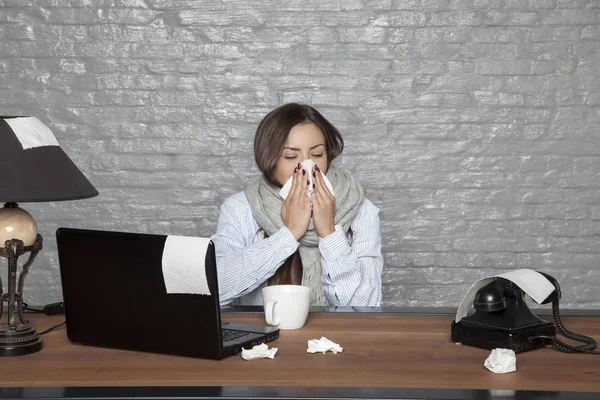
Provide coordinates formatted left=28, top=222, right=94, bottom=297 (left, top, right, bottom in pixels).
left=281, top=164, right=312, bottom=241
left=311, top=165, right=336, bottom=238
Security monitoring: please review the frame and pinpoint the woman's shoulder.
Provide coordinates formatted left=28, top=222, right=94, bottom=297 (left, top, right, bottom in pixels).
left=215, top=191, right=261, bottom=239
left=355, top=197, right=380, bottom=221
left=220, top=191, right=253, bottom=214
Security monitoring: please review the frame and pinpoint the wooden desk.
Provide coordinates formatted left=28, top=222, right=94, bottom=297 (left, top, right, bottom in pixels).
left=0, top=311, right=599, bottom=400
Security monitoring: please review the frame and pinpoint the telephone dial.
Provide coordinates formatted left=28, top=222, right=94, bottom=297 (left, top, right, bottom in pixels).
left=451, top=272, right=599, bottom=354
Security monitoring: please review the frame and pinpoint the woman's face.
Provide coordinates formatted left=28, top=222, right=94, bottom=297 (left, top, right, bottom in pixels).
left=273, top=122, right=328, bottom=187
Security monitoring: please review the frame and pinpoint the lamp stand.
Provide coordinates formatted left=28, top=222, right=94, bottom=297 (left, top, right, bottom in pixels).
left=0, top=234, right=43, bottom=356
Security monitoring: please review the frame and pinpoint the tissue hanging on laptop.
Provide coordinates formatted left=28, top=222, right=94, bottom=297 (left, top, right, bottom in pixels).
left=161, top=235, right=211, bottom=295
left=279, top=159, right=334, bottom=200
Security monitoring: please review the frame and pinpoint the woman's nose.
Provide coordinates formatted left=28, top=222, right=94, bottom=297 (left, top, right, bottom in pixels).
left=299, top=153, right=311, bottom=162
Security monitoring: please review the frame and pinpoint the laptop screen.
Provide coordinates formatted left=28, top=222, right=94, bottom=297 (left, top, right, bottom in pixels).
left=56, top=227, right=224, bottom=358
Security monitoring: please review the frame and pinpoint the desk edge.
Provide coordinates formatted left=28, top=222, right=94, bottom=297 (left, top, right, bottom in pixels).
left=0, top=386, right=598, bottom=400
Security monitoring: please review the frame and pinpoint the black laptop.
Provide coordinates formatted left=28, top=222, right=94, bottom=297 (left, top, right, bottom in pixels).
left=55, top=227, right=279, bottom=359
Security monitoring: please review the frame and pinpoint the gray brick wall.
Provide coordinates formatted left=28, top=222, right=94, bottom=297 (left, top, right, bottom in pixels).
left=1, top=0, right=599, bottom=309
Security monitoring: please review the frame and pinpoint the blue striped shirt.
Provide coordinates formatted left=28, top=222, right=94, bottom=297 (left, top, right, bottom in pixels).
left=211, top=191, right=383, bottom=306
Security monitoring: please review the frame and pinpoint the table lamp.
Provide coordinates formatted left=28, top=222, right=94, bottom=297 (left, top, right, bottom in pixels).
left=0, top=116, right=98, bottom=356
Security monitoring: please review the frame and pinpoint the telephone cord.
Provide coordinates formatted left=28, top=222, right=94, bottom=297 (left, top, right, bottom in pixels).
left=551, top=299, right=598, bottom=353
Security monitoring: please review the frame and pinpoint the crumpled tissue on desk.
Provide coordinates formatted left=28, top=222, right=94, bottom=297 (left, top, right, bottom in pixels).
left=241, top=343, right=278, bottom=360
left=484, top=348, right=516, bottom=373
left=307, top=337, right=343, bottom=354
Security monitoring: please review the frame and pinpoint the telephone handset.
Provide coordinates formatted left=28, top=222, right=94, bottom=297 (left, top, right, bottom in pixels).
left=451, top=271, right=599, bottom=354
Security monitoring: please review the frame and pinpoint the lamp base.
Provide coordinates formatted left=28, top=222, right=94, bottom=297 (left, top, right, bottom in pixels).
left=0, top=323, right=42, bottom=356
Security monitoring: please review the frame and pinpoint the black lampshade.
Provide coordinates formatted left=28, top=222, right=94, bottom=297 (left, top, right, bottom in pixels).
left=0, top=116, right=98, bottom=203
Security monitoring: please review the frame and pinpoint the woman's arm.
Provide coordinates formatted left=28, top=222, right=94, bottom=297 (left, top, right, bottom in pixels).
left=211, top=193, right=299, bottom=306
left=319, top=199, right=383, bottom=306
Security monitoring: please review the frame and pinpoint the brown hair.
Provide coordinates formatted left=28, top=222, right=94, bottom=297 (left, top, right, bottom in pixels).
left=254, top=103, right=344, bottom=187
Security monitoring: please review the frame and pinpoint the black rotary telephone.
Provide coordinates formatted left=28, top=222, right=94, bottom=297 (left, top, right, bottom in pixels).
left=451, top=272, right=599, bottom=354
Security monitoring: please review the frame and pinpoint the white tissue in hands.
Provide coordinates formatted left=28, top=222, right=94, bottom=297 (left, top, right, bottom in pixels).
left=241, top=343, right=278, bottom=360
left=279, top=159, right=334, bottom=200
left=307, top=337, right=343, bottom=354
left=484, top=348, right=516, bottom=373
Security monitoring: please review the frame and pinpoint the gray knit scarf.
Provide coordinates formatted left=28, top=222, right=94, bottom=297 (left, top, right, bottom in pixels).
left=245, top=164, right=364, bottom=306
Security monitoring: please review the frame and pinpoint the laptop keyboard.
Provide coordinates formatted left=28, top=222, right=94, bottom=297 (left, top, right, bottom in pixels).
left=222, top=328, right=251, bottom=342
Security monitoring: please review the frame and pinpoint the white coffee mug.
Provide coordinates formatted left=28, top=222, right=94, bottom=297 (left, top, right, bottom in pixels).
left=261, top=285, right=310, bottom=330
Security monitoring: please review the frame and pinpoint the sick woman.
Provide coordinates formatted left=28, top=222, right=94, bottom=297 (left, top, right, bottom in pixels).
left=211, top=103, right=383, bottom=307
